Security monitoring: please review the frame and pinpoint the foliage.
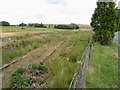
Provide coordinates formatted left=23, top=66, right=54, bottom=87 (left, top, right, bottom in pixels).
left=28, top=23, right=47, bottom=28
left=0, top=21, right=10, bottom=26
left=19, top=23, right=27, bottom=26
left=28, top=23, right=34, bottom=27
left=30, top=64, right=47, bottom=73
left=9, top=64, right=48, bottom=88
left=46, top=31, right=91, bottom=88
left=118, top=9, right=120, bottom=31
left=91, top=1, right=118, bottom=45
left=9, top=67, right=30, bottom=88
left=55, top=24, right=79, bottom=29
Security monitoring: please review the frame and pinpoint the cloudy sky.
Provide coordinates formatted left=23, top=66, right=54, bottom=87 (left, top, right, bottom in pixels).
left=0, top=0, right=119, bottom=25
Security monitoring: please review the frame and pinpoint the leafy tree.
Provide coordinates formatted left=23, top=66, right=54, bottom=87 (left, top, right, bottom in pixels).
left=118, top=9, right=120, bottom=31
left=0, top=21, right=10, bottom=26
left=55, top=24, right=79, bottom=29
left=19, top=23, right=27, bottom=26
left=34, top=23, right=47, bottom=28
left=91, top=1, right=118, bottom=45
left=54, top=25, right=57, bottom=28
left=28, top=23, right=34, bottom=27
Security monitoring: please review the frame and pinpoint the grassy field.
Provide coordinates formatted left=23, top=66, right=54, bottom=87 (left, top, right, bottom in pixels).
left=86, top=42, right=118, bottom=88
left=1, top=26, right=92, bottom=88
left=1, top=26, right=91, bottom=38
left=2, top=26, right=118, bottom=88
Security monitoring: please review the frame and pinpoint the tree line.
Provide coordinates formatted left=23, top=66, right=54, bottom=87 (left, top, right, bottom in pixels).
left=0, top=21, right=80, bottom=29
left=54, top=23, right=79, bottom=29
left=0, top=21, right=47, bottom=28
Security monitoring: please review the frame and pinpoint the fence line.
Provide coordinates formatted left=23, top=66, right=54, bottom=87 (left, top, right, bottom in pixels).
left=68, top=36, right=92, bottom=89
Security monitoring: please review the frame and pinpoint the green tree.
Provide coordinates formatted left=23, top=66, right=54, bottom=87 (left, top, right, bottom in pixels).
left=118, top=9, right=120, bottom=31
left=0, top=21, right=10, bottom=26
left=28, top=23, right=34, bottom=27
left=19, top=23, right=27, bottom=26
left=90, top=1, right=118, bottom=45
left=54, top=25, right=57, bottom=28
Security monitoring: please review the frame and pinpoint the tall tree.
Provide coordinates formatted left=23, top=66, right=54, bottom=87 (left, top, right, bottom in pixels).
left=90, top=0, right=118, bottom=45
left=19, top=23, right=27, bottom=26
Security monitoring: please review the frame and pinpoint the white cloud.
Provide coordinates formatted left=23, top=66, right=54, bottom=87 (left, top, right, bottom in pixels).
left=0, top=0, right=118, bottom=25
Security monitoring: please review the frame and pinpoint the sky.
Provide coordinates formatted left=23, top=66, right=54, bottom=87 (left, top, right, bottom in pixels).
left=0, top=0, right=119, bottom=25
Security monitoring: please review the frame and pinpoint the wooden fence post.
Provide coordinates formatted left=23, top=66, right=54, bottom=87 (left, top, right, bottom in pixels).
left=77, top=61, right=82, bottom=88
left=88, top=38, right=92, bottom=61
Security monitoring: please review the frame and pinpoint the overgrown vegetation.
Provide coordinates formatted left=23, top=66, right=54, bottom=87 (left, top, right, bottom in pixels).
left=3, top=30, right=92, bottom=88
left=2, top=31, right=66, bottom=65
left=8, top=64, right=48, bottom=88
left=45, top=31, right=92, bottom=88
left=86, top=42, right=118, bottom=88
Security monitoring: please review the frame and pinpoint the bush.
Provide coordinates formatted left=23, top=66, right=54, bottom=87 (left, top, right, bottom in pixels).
left=54, top=24, right=79, bottom=29
left=28, top=23, right=47, bottom=28
left=30, top=64, right=47, bottom=73
left=19, top=23, right=27, bottom=26
left=9, top=64, right=48, bottom=88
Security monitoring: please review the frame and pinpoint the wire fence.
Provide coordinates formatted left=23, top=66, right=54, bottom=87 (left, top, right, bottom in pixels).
left=69, top=37, right=92, bottom=89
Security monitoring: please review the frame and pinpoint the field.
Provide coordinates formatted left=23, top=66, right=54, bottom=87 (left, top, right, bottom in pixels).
left=1, top=26, right=92, bottom=88
left=86, top=42, right=118, bottom=88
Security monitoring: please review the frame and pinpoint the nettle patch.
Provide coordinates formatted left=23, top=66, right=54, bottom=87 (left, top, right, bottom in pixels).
left=8, top=64, right=48, bottom=88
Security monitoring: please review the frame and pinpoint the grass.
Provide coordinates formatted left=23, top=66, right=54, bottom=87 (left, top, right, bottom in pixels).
left=1, top=26, right=48, bottom=32
left=6, top=64, right=48, bottom=88
left=2, top=31, right=69, bottom=66
left=1, top=25, right=92, bottom=88
left=45, top=31, right=92, bottom=88
left=1, top=26, right=92, bottom=38
left=3, top=30, right=92, bottom=88
left=86, top=42, right=118, bottom=88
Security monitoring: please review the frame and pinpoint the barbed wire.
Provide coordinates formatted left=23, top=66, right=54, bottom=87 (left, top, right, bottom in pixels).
left=69, top=37, right=92, bottom=89
left=68, top=70, right=77, bottom=90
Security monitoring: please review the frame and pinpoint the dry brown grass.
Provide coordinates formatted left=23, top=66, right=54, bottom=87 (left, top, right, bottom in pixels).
left=1, top=31, right=52, bottom=38
left=88, top=66, right=95, bottom=74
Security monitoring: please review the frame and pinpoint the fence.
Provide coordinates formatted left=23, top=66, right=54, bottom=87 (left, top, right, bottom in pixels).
left=69, top=37, right=92, bottom=89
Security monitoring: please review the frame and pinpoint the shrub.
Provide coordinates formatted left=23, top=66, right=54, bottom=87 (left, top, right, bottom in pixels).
left=30, top=64, right=47, bottom=72
left=19, top=23, right=27, bottom=26
left=55, top=24, right=79, bottom=29
left=8, top=64, right=48, bottom=88
left=91, top=1, right=118, bottom=45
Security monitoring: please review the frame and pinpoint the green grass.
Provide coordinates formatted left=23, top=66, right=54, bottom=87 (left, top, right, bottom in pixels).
left=2, top=31, right=67, bottom=66
left=6, top=64, right=48, bottom=88
left=86, top=42, right=118, bottom=88
left=45, top=31, right=92, bottom=88
left=2, top=27, right=92, bottom=88
left=1, top=26, right=49, bottom=32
